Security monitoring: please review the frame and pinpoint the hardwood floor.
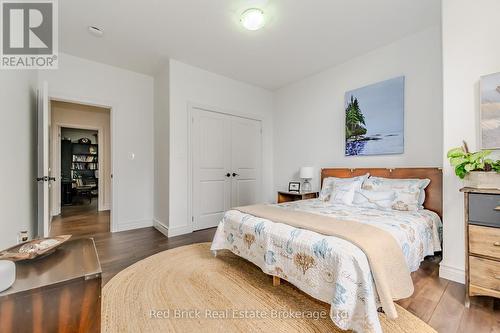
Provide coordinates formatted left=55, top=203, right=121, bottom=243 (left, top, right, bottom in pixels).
left=50, top=206, right=500, bottom=332
left=50, top=203, right=216, bottom=284
left=51, top=200, right=110, bottom=237
left=398, top=258, right=500, bottom=332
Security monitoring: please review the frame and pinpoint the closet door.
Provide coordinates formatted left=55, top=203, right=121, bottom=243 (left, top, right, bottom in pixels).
left=192, top=109, right=231, bottom=230
left=230, top=117, right=262, bottom=207
left=191, top=108, right=263, bottom=231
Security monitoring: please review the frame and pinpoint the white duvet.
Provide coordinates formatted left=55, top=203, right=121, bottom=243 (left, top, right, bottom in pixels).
left=211, top=199, right=442, bottom=333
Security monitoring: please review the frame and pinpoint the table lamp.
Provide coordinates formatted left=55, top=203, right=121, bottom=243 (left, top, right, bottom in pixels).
left=299, top=167, right=314, bottom=192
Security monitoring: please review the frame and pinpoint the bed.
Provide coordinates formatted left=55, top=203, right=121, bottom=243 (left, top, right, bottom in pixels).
left=211, top=168, right=443, bottom=333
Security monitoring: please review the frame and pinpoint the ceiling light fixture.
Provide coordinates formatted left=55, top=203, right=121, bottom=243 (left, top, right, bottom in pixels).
left=88, top=26, right=104, bottom=37
left=240, top=8, right=265, bottom=31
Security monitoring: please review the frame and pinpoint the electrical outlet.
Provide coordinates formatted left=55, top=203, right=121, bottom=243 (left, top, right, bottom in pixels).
left=18, top=231, right=28, bottom=243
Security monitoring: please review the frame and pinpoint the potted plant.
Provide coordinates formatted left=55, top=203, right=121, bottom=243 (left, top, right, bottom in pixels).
left=447, top=142, right=500, bottom=189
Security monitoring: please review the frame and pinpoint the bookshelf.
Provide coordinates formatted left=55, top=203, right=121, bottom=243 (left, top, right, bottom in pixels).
left=71, top=143, right=98, bottom=187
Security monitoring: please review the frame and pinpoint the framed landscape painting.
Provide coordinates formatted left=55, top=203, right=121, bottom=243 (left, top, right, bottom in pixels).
left=480, top=72, right=500, bottom=150
left=345, top=76, right=405, bottom=156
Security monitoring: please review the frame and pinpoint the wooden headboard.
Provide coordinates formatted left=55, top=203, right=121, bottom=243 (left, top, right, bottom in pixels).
left=321, top=168, right=443, bottom=218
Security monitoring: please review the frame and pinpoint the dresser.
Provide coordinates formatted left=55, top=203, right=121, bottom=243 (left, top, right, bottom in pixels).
left=0, top=238, right=102, bottom=332
left=461, top=187, right=500, bottom=307
left=277, top=191, right=319, bottom=203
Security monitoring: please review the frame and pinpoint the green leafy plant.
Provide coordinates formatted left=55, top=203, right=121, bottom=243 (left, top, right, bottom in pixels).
left=447, top=144, right=500, bottom=179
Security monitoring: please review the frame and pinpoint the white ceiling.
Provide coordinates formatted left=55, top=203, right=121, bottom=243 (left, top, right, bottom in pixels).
left=59, top=0, right=441, bottom=90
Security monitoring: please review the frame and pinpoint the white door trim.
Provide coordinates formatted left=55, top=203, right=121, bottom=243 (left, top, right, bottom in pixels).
left=48, top=93, right=115, bottom=232
left=187, top=102, right=264, bottom=232
left=37, top=81, right=50, bottom=237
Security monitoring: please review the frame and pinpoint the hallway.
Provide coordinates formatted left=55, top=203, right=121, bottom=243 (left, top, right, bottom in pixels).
left=50, top=201, right=110, bottom=238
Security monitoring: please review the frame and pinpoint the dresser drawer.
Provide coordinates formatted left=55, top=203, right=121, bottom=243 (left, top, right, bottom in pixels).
left=469, top=193, right=500, bottom=227
left=469, top=256, right=500, bottom=292
left=469, top=225, right=500, bottom=259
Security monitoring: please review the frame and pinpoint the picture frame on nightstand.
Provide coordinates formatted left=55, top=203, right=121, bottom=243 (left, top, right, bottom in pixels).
left=288, top=182, right=300, bottom=193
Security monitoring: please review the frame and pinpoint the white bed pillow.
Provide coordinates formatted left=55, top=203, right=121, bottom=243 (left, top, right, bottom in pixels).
left=352, top=189, right=396, bottom=210
left=362, top=177, right=430, bottom=211
left=319, top=174, right=369, bottom=202
left=328, top=178, right=366, bottom=205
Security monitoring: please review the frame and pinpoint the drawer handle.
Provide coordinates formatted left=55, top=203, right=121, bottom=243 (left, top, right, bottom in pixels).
left=494, top=242, right=500, bottom=247
left=495, top=205, right=500, bottom=212
left=495, top=275, right=500, bottom=280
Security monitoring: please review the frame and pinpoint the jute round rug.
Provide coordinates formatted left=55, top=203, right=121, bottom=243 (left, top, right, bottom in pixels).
left=102, top=242, right=436, bottom=333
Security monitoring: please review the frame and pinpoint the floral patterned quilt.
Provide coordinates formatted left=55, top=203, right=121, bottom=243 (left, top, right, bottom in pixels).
left=211, top=199, right=442, bottom=333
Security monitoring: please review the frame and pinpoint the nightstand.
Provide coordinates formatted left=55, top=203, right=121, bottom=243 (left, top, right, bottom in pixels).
left=461, top=187, right=500, bottom=307
left=277, top=191, right=319, bottom=203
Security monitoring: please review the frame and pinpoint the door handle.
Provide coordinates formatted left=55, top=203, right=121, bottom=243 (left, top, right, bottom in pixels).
left=36, top=176, right=56, bottom=182
left=232, top=173, right=239, bottom=177
left=494, top=205, right=500, bottom=212
left=226, top=173, right=231, bottom=178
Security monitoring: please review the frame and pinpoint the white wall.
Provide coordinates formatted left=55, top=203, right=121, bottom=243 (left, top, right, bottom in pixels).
left=153, top=63, right=170, bottom=234
left=0, top=71, right=37, bottom=249
left=273, top=27, right=443, bottom=191
left=168, top=59, right=274, bottom=236
left=439, top=0, right=500, bottom=283
left=38, top=53, right=154, bottom=232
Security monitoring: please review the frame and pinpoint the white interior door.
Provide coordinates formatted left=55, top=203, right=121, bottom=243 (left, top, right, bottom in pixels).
left=37, top=81, right=51, bottom=237
left=192, top=109, right=232, bottom=230
left=191, top=108, right=262, bottom=231
left=230, top=117, right=262, bottom=207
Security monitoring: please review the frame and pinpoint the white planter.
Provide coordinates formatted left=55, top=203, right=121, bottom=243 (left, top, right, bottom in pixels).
left=0, top=260, right=15, bottom=292
left=464, top=171, right=500, bottom=189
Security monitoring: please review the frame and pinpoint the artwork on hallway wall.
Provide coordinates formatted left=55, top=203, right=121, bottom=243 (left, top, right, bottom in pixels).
left=345, top=76, right=405, bottom=156
left=480, top=72, right=500, bottom=150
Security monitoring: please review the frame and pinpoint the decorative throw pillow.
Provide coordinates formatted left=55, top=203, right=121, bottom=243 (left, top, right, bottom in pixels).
left=352, top=189, right=396, bottom=210
left=362, top=177, right=430, bottom=211
left=319, top=174, right=369, bottom=201
left=390, top=189, right=421, bottom=211
left=328, top=178, right=365, bottom=205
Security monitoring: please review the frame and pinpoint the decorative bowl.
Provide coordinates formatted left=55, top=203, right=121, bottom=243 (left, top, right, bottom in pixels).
left=0, top=235, right=71, bottom=262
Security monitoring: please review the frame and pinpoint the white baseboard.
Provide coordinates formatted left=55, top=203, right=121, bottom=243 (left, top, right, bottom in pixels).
left=51, top=207, right=61, bottom=217
left=168, top=224, right=193, bottom=238
left=439, top=263, right=465, bottom=284
left=99, top=203, right=111, bottom=211
left=113, top=219, right=153, bottom=232
left=152, top=220, right=192, bottom=238
left=153, top=219, right=168, bottom=237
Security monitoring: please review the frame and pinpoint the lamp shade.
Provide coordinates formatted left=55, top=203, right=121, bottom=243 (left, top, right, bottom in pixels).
left=299, top=167, right=314, bottom=179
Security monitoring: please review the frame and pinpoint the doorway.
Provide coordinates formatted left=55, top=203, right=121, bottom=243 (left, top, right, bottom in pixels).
left=49, top=101, right=112, bottom=237
left=61, top=128, right=99, bottom=209
left=191, top=107, right=263, bottom=231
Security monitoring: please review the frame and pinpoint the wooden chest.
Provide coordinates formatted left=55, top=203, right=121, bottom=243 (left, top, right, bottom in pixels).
left=0, top=238, right=102, bottom=332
